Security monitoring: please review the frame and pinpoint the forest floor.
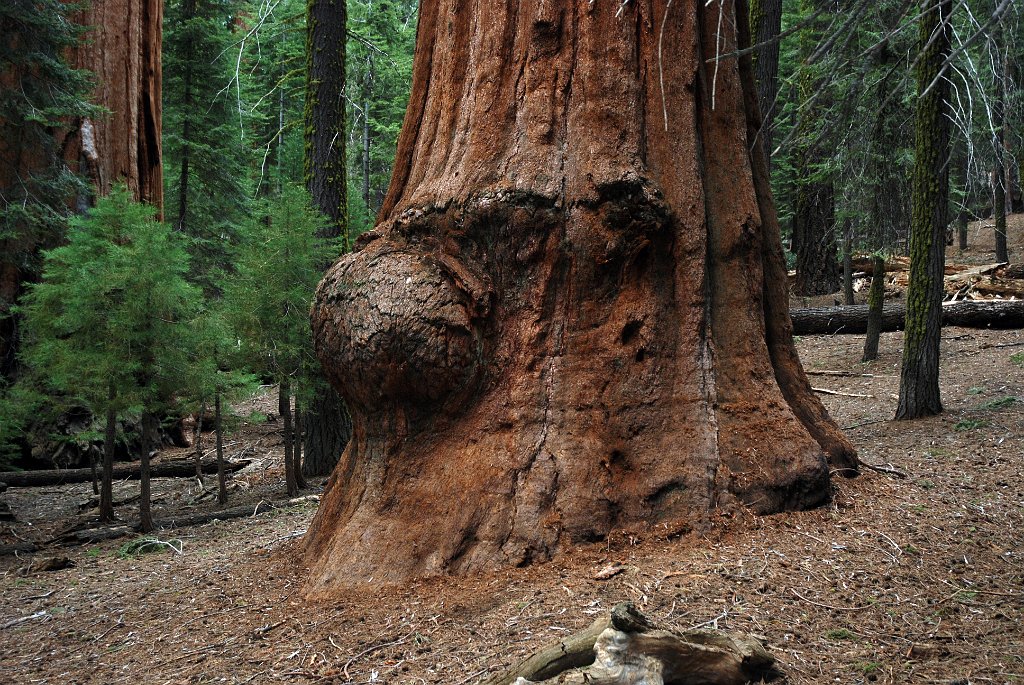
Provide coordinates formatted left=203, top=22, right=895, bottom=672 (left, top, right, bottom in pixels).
left=1, top=218, right=1022, bottom=685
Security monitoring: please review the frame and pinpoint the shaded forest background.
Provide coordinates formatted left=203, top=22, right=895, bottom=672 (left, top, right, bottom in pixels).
left=1, top=0, right=1023, bottom=483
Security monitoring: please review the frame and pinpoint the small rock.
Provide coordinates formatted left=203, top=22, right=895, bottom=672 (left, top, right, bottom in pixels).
left=594, top=563, right=626, bottom=580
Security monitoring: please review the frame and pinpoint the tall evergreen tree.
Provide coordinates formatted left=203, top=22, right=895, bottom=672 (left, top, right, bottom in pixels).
left=163, top=0, right=250, bottom=291
left=226, top=184, right=337, bottom=496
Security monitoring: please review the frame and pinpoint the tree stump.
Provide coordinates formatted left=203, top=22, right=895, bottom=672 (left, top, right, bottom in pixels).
left=485, top=603, right=778, bottom=685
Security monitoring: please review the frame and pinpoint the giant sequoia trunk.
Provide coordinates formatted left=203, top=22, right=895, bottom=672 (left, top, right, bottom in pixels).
left=68, top=0, right=163, bottom=210
left=305, top=0, right=857, bottom=591
left=1, top=0, right=162, bottom=382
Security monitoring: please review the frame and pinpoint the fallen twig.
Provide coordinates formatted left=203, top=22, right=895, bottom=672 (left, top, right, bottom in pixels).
left=1, top=610, right=48, bottom=629
left=813, top=387, right=873, bottom=398
left=790, top=588, right=872, bottom=612
left=862, top=463, right=908, bottom=479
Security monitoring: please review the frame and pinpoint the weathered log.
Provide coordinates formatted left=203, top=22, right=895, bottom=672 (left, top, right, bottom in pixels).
left=51, top=496, right=318, bottom=545
left=791, top=300, right=1024, bottom=335
left=484, top=603, right=777, bottom=685
left=0, top=542, right=37, bottom=556
left=0, top=458, right=250, bottom=488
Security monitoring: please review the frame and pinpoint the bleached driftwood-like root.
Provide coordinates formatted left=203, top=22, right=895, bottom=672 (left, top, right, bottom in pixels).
left=486, top=603, right=778, bottom=685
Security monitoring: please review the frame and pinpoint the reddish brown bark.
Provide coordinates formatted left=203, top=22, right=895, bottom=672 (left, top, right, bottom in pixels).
left=306, top=0, right=857, bottom=592
left=67, top=0, right=164, bottom=211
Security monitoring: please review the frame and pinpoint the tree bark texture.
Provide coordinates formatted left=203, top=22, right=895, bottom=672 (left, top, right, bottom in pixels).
left=68, top=0, right=164, bottom=211
left=306, top=0, right=857, bottom=591
left=0, top=0, right=162, bottom=382
left=303, top=0, right=353, bottom=477
left=302, top=389, right=352, bottom=477
left=897, top=0, right=952, bottom=420
left=749, top=0, right=782, bottom=167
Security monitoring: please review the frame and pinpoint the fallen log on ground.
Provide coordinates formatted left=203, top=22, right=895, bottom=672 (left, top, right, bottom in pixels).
left=51, top=495, right=319, bottom=546
left=0, top=458, right=251, bottom=488
left=483, top=603, right=778, bottom=685
left=791, top=300, right=1024, bottom=335
left=0, top=542, right=38, bottom=556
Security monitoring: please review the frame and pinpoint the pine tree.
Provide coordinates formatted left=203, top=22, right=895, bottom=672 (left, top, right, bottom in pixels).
left=226, top=184, right=337, bottom=496
left=20, top=187, right=199, bottom=526
left=163, top=0, right=250, bottom=292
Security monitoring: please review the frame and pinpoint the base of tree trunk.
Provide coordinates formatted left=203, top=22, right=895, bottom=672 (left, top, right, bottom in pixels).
left=791, top=300, right=1024, bottom=335
left=484, top=603, right=778, bottom=685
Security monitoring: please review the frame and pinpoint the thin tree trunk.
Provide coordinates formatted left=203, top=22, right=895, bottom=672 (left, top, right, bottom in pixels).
left=88, top=445, right=99, bottom=496
left=294, top=396, right=307, bottom=490
left=792, top=0, right=839, bottom=297
left=993, top=27, right=1009, bottom=263
left=139, top=413, right=155, bottom=533
left=897, top=0, right=953, bottom=420
left=362, top=94, right=371, bottom=214
left=842, top=219, right=854, bottom=305
left=216, top=392, right=227, bottom=505
left=957, top=212, right=968, bottom=250
left=862, top=256, right=886, bottom=361
left=280, top=380, right=297, bottom=496
left=193, top=401, right=205, bottom=482
left=175, top=0, right=196, bottom=232
left=303, top=0, right=352, bottom=477
left=100, top=382, right=116, bottom=521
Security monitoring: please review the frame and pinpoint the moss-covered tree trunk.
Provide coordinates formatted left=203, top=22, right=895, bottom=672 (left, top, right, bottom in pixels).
left=896, top=0, right=953, bottom=420
left=302, top=0, right=352, bottom=478
left=791, top=0, right=838, bottom=297
left=305, top=0, right=858, bottom=592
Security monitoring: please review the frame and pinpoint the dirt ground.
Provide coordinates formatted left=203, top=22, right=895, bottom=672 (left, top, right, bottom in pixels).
left=1, top=221, right=1022, bottom=684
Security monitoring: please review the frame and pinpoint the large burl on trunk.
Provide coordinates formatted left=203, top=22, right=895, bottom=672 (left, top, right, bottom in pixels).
left=305, top=0, right=857, bottom=591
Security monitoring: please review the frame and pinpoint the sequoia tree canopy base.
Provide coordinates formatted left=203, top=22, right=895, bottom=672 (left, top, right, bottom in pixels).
left=304, top=0, right=857, bottom=592
left=484, top=603, right=778, bottom=685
